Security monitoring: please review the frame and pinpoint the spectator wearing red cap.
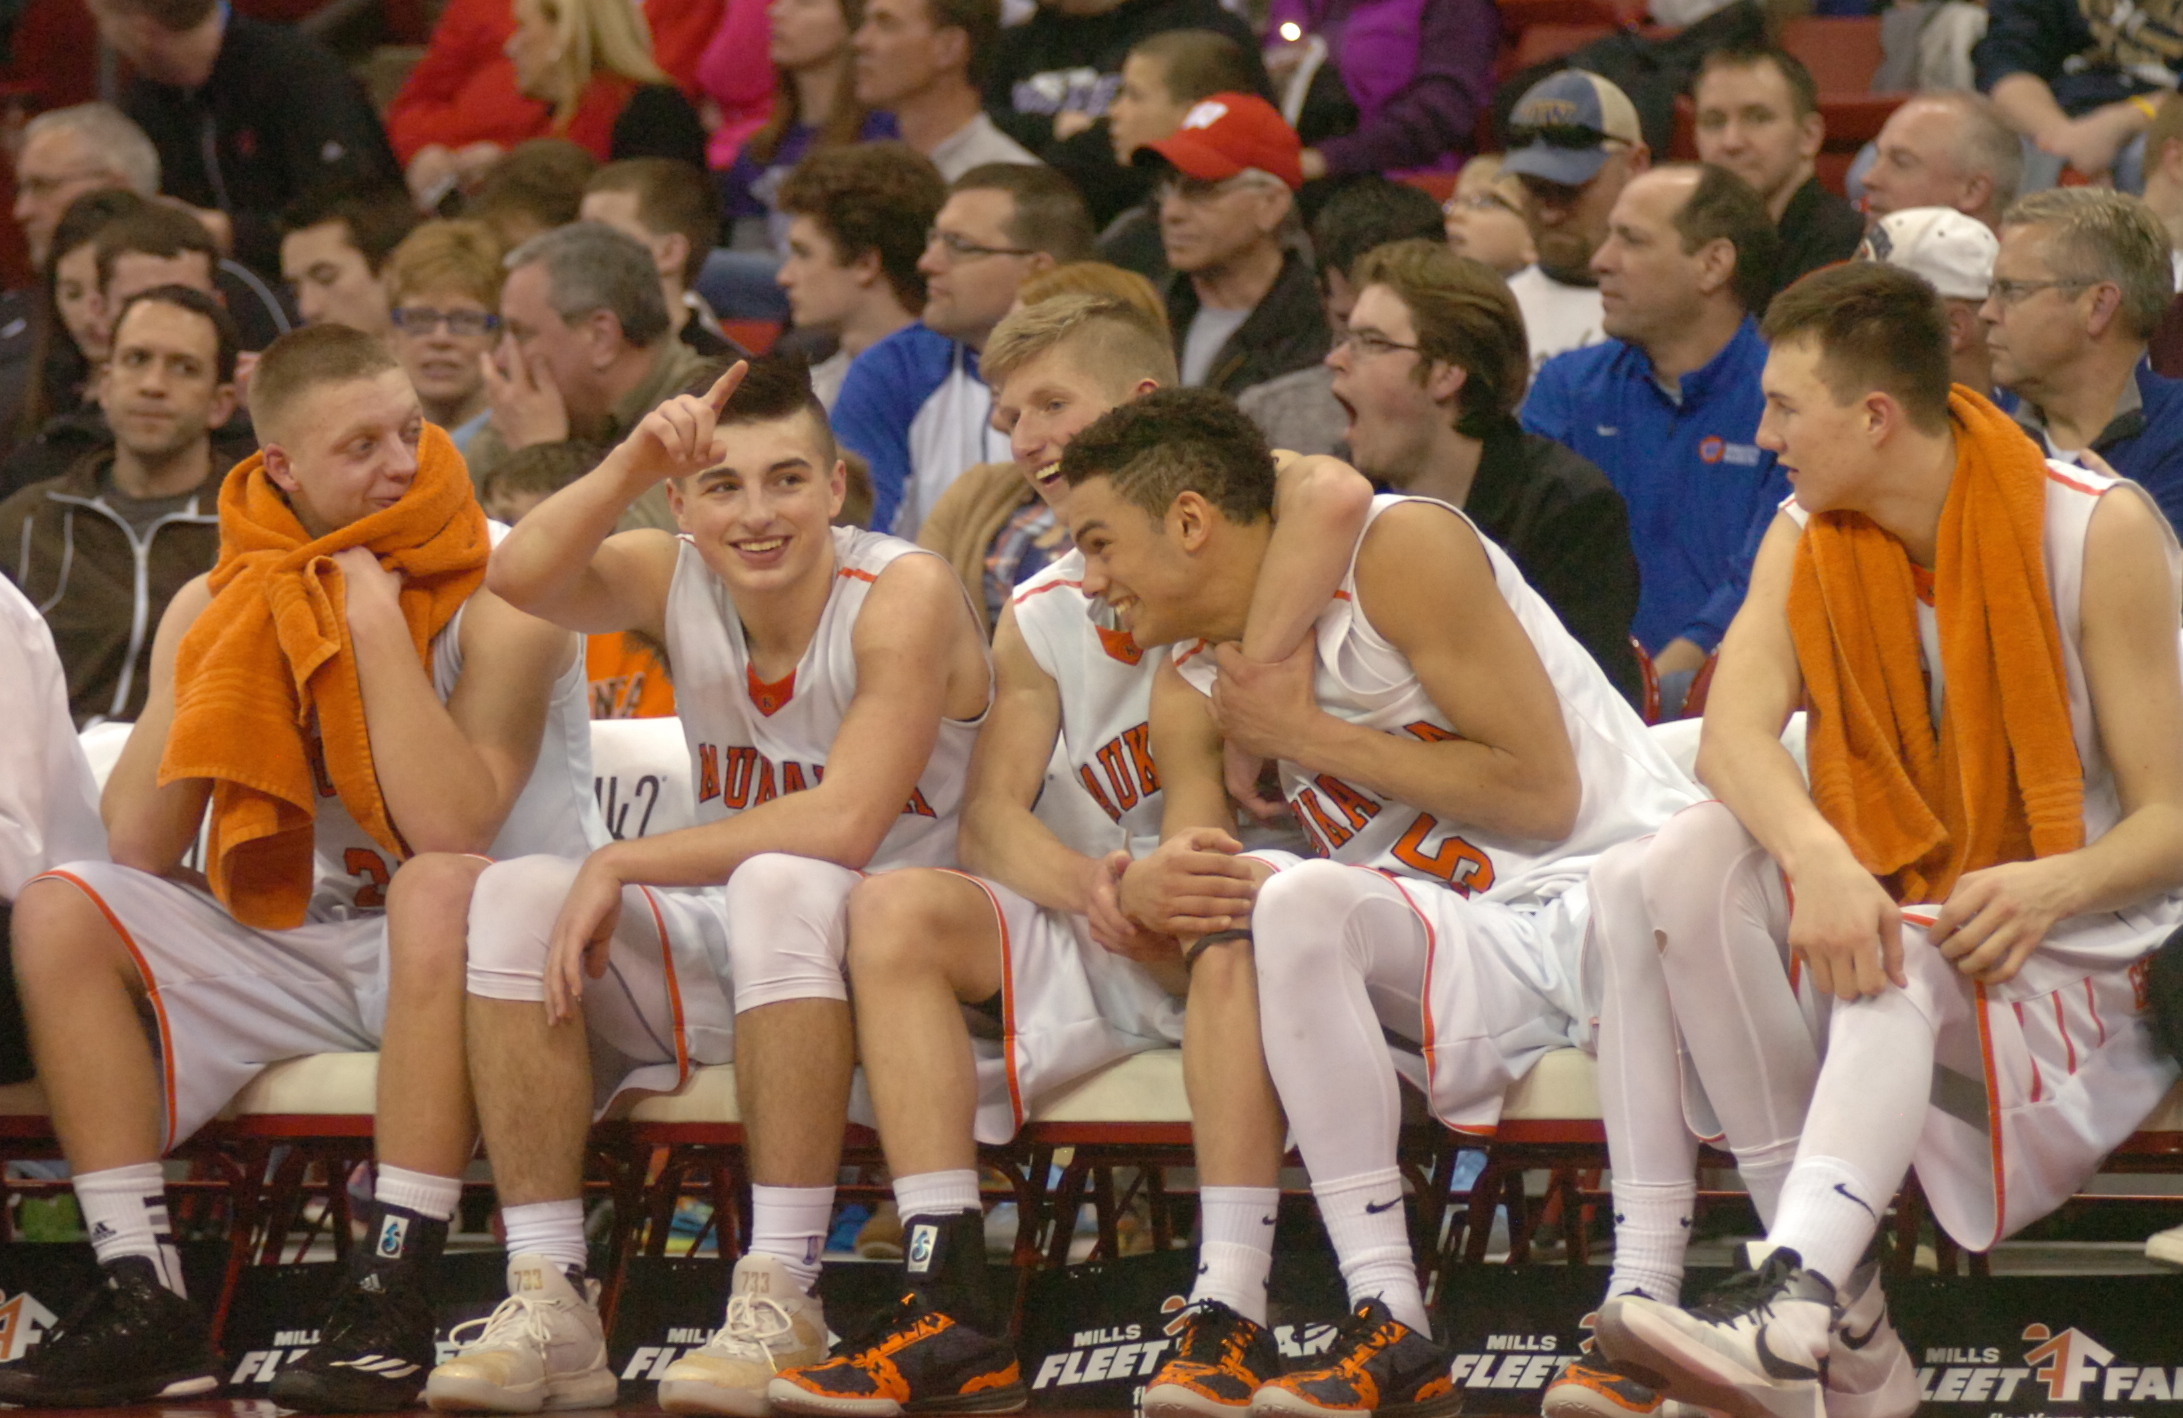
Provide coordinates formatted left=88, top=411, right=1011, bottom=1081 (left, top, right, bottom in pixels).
left=1143, top=92, right=1329, bottom=396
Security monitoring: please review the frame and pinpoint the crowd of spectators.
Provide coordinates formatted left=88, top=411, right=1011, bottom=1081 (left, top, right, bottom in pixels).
left=9, top=0, right=2183, bottom=743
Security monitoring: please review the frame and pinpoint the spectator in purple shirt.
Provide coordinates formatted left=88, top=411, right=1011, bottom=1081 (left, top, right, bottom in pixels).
left=1263, top=0, right=1497, bottom=180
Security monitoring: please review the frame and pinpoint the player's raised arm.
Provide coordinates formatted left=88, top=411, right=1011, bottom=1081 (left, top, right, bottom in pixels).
left=489, top=363, right=746, bottom=637
left=102, top=576, right=214, bottom=876
left=1243, top=452, right=1374, bottom=661
left=957, top=604, right=1095, bottom=912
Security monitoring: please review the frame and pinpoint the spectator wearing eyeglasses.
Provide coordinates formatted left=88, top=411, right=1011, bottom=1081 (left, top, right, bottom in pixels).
left=1141, top=92, right=1329, bottom=397
left=1501, top=70, right=1651, bottom=372
left=1441, top=155, right=1535, bottom=277
left=1522, top=163, right=1784, bottom=715
left=1329, top=238, right=1642, bottom=705
left=833, top=163, right=1094, bottom=534
left=1987, top=188, right=2183, bottom=528
left=1692, top=45, right=1862, bottom=299
left=383, top=221, right=508, bottom=454
left=278, top=184, right=423, bottom=341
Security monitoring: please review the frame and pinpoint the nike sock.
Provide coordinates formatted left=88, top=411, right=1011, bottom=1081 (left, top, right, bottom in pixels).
left=751, top=1184, right=833, bottom=1294
left=894, top=1170, right=980, bottom=1221
left=1189, top=1186, right=1279, bottom=1325
left=1313, top=1168, right=1429, bottom=1336
left=77, top=1162, right=185, bottom=1297
left=375, top=1164, right=461, bottom=1223
left=1731, top=1137, right=1800, bottom=1230
left=501, top=1199, right=587, bottom=1274
left=1768, top=1156, right=1881, bottom=1290
left=1605, top=1178, right=1695, bottom=1303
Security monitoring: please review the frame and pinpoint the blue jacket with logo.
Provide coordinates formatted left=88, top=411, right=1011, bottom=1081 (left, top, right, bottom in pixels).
left=1520, top=318, right=1787, bottom=655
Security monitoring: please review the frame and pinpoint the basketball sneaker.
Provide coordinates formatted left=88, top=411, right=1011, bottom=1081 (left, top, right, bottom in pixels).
left=0, top=1255, right=220, bottom=1407
left=658, top=1252, right=829, bottom=1414
left=424, top=1252, right=616, bottom=1412
left=2148, top=1221, right=2183, bottom=1267
left=1249, top=1297, right=1462, bottom=1418
left=272, top=1203, right=445, bottom=1412
left=1822, top=1261, right=1916, bottom=1418
left=1596, top=1245, right=1834, bottom=1418
left=1142, top=1299, right=1281, bottom=1418
left=769, top=1209, right=1026, bottom=1416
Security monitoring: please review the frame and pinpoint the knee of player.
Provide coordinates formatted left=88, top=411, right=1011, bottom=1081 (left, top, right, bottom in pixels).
left=386, top=853, right=492, bottom=980
left=1640, top=802, right=1751, bottom=917
left=10, top=877, right=127, bottom=990
left=1246, top=860, right=1351, bottom=968
left=463, top=855, right=578, bottom=993
left=845, top=871, right=956, bottom=979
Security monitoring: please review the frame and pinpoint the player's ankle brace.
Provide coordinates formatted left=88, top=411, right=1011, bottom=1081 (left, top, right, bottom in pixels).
left=902, top=1209, right=992, bottom=1331
left=355, top=1200, right=450, bottom=1289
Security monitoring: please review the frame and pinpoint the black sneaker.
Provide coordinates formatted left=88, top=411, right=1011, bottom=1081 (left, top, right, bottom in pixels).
left=1142, top=1299, right=1281, bottom=1418
left=0, top=1255, right=220, bottom=1407
left=1252, top=1298, right=1461, bottom=1418
left=271, top=1202, right=447, bottom=1412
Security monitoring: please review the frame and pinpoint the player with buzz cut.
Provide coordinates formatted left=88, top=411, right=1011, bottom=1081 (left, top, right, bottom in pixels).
left=762, top=295, right=1370, bottom=1417
left=1575, top=263, right=2183, bottom=1418
left=433, top=355, right=992, bottom=1415
left=1049, top=388, right=1699, bottom=1418
left=0, top=323, right=604, bottom=1410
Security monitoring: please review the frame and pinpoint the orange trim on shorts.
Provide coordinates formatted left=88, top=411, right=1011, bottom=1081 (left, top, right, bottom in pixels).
left=1359, top=865, right=1501, bottom=1140
left=37, top=869, right=180, bottom=1146
left=940, top=870, right=1024, bottom=1133
left=637, top=886, right=691, bottom=1087
left=1973, top=980, right=2007, bottom=1250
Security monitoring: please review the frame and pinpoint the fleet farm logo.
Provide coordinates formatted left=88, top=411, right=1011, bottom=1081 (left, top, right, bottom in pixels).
left=623, top=1326, right=716, bottom=1380
left=1030, top=1296, right=1340, bottom=1397
left=0, top=1287, right=57, bottom=1362
left=1919, top=1323, right=2183, bottom=1407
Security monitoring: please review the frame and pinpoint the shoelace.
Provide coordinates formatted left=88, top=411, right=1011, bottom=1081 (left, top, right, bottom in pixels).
left=448, top=1294, right=560, bottom=1356
left=707, top=1294, right=799, bottom=1368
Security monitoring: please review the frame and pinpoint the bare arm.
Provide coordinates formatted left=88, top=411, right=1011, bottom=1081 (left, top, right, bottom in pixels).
left=1992, top=74, right=2148, bottom=175
left=336, top=551, right=578, bottom=855
left=1929, top=487, right=2183, bottom=979
left=1697, top=511, right=1906, bottom=1000
left=1211, top=502, right=1580, bottom=842
left=1240, top=452, right=1374, bottom=661
left=1116, top=662, right=1262, bottom=947
left=486, top=365, right=744, bottom=636
left=104, top=576, right=214, bottom=874
left=957, top=604, right=1099, bottom=913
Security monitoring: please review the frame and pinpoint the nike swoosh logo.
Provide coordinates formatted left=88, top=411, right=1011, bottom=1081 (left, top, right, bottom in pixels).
left=1260, top=1215, right=1276, bottom=1226
left=1833, top=1183, right=1877, bottom=1218
left=1840, top=1314, right=1883, bottom=1351
left=1755, top=1327, right=1822, bottom=1383
left=1364, top=1198, right=1401, bottom=1214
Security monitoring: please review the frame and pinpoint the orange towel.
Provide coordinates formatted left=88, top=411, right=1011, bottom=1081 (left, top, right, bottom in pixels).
left=1789, top=386, right=2085, bottom=903
left=161, top=423, right=491, bottom=929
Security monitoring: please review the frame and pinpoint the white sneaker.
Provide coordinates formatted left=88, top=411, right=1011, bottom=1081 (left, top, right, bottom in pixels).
left=2147, top=1222, right=2183, bottom=1267
left=425, top=1253, right=617, bottom=1413
left=658, top=1253, right=829, bottom=1415
left=1597, top=1244, right=1834, bottom=1418
left=1823, top=1261, right=1917, bottom=1418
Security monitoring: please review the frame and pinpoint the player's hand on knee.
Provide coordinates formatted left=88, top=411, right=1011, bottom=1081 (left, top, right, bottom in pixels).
left=1930, top=860, right=2067, bottom=985
left=1789, top=855, right=1905, bottom=1000
left=1088, top=849, right=1174, bottom=962
left=1208, top=641, right=1322, bottom=761
left=544, top=856, right=624, bottom=1023
left=614, top=363, right=748, bottom=485
left=1120, top=828, right=1255, bottom=937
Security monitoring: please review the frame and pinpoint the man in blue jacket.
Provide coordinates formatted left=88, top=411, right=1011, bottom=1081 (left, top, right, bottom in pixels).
left=1987, top=187, right=2183, bottom=529
left=1522, top=162, right=1784, bottom=715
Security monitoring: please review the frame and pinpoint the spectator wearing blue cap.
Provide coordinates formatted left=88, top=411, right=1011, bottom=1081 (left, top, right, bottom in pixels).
left=1501, top=68, right=1651, bottom=371
left=1522, top=163, right=1785, bottom=714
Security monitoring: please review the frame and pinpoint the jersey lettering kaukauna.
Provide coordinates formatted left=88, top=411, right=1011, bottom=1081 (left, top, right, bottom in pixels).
left=1010, top=548, right=1165, bottom=859
left=306, top=523, right=607, bottom=920
left=1175, top=495, right=1699, bottom=906
left=664, top=525, right=984, bottom=869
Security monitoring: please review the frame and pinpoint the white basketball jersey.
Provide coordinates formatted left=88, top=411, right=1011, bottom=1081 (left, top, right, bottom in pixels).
left=1011, top=549, right=1166, bottom=859
left=664, top=526, right=984, bottom=870
left=1177, top=495, right=1700, bottom=905
left=307, top=524, right=607, bottom=920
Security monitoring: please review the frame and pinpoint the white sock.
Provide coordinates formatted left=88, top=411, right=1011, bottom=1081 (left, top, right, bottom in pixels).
left=1313, top=1168, right=1428, bottom=1336
left=376, top=1164, right=461, bottom=1222
left=502, top=1199, right=587, bottom=1274
left=1732, top=1138, right=1800, bottom=1230
left=77, top=1163, right=185, bottom=1296
left=894, top=1170, right=979, bottom=1221
left=1606, top=1179, right=1695, bottom=1303
left=1769, top=1155, right=1881, bottom=1289
left=1189, top=1186, right=1279, bottom=1325
left=751, top=1183, right=833, bottom=1293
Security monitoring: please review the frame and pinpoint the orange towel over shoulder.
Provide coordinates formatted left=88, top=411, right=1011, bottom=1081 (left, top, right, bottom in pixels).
left=1788, top=387, right=2085, bottom=904
left=162, top=423, right=491, bottom=929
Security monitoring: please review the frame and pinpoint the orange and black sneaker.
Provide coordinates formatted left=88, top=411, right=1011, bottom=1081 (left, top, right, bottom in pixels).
left=1251, top=1298, right=1461, bottom=1418
left=1541, top=1356, right=1671, bottom=1418
left=768, top=1210, right=1026, bottom=1417
left=1142, top=1300, right=1281, bottom=1418
left=766, top=1293, right=1026, bottom=1417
